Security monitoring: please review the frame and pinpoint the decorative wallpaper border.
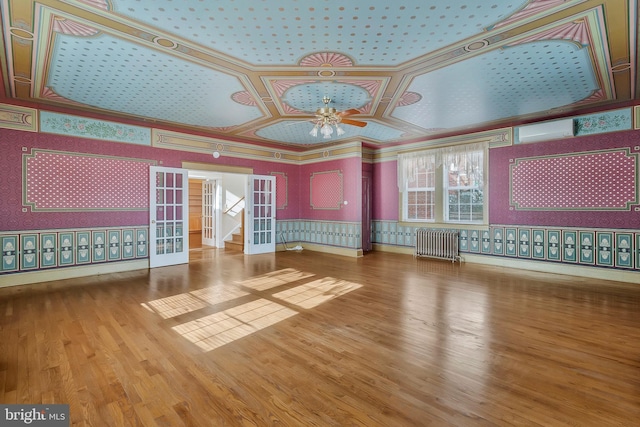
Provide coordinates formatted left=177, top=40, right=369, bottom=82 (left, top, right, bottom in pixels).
left=153, top=129, right=364, bottom=165
left=0, top=103, right=37, bottom=132
left=40, top=111, right=151, bottom=145
left=1, top=227, right=148, bottom=274
left=372, top=220, right=640, bottom=271
left=574, top=108, right=632, bottom=136
left=276, top=220, right=361, bottom=249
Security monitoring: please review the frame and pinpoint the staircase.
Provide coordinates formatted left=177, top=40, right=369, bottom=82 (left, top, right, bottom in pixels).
left=224, top=208, right=244, bottom=252
left=224, top=228, right=244, bottom=252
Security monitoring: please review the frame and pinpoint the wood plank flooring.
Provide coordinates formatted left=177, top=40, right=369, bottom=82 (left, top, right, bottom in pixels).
left=1, top=249, right=640, bottom=426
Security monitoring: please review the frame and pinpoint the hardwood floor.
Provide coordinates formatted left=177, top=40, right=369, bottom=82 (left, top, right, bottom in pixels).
left=1, top=249, right=639, bottom=426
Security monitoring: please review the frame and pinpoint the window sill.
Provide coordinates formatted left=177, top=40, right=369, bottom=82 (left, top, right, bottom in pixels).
left=398, top=221, right=489, bottom=231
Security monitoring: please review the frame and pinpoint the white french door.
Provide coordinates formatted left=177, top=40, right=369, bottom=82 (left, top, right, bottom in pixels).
left=202, top=179, right=218, bottom=247
left=244, top=175, right=276, bottom=255
left=149, top=166, right=189, bottom=268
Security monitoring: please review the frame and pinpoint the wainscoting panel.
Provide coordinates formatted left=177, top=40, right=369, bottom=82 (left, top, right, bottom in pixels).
left=277, top=220, right=361, bottom=249
left=372, top=221, right=640, bottom=272
left=0, top=227, right=148, bottom=275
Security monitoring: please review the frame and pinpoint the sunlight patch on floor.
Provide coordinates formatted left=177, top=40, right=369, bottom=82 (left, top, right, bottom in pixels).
left=272, top=277, right=363, bottom=309
left=143, top=293, right=208, bottom=319
left=191, top=287, right=249, bottom=305
left=143, top=287, right=249, bottom=319
left=171, top=299, right=298, bottom=352
left=235, top=268, right=315, bottom=291
left=145, top=269, right=363, bottom=351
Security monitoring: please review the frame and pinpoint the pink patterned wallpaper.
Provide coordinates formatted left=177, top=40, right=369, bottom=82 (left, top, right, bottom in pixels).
left=0, top=128, right=303, bottom=230
left=310, top=170, right=343, bottom=209
left=491, top=129, right=640, bottom=228
left=299, top=157, right=361, bottom=222
left=372, top=160, right=399, bottom=221
left=271, top=171, right=288, bottom=209
left=511, top=149, right=637, bottom=210
left=24, top=150, right=152, bottom=211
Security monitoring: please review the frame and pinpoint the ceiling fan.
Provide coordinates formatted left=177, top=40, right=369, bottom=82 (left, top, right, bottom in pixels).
left=309, top=96, right=367, bottom=138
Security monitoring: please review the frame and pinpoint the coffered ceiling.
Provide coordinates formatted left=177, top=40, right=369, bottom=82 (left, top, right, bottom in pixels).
left=0, top=0, right=635, bottom=149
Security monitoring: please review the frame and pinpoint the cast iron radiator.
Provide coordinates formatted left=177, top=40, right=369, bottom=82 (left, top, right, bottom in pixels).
left=414, top=229, right=461, bottom=263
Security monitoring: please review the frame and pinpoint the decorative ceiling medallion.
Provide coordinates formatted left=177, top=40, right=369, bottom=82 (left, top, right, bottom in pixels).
left=153, top=37, right=177, bottom=49
left=9, top=27, right=32, bottom=40
left=318, top=70, right=336, bottom=77
left=14, top=75, right=31, bottom=84
left=464, top=40, right=489, bottom=52
left=300, top=52, right=354, bottom=67
left=396, top=91, right=422, bottom=107
left=612, top=62, right=631, bottom=72
left=231, top=91, right=257, bottom=106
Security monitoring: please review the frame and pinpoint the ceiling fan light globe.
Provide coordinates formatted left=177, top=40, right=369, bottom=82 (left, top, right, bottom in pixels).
left=320, top=123, right=333, bottom=138
left=310, top=126, right=318, bottom=137
left=336, top=126, right=345, bottom=136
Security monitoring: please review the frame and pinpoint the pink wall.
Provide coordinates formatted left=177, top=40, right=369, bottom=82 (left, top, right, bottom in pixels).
left=0, top=129, right=301, bottom=231
left=372, top=160, right=399, bottom=220
left=490, top=129, right=640, bottom=228
left=298, top=157, right=362, bottom=222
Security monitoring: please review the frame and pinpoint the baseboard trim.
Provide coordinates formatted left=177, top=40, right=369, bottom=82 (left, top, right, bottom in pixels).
left=277, top=242, right=362, bottom=258
left=0, top=260, right=149, bottom=288
left=462, top=254, right=640, bottom=284
left=372, top=243, right=640, bottom=284
left=372, top=243, right=414, bottom=255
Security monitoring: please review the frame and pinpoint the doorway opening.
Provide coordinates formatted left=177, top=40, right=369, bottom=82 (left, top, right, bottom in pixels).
left=187, top=170, right=246, bottom=253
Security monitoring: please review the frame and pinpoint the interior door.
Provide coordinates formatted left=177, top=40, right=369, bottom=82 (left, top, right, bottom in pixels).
left=202, top=179, right=217, bottom=247
left=149, top=166, right=189, bottom=268
left=245, top=175, right=276, bottom=255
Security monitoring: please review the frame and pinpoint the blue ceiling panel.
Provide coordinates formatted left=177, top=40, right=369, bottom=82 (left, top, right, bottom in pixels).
left=47, top=33, right=263, bottom=127
left=1, top=0, right=627, bottom=148
left=393, top=40, right=599, bottom=130
left=112, top=0, right=525, bottom=66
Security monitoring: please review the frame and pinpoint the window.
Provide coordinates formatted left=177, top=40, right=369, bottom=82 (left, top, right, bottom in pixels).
left=405, top=155, right=435, bottom=220
left=398, top=143, right=487, bottom=225
left=444, top=148, right=484, bottom=222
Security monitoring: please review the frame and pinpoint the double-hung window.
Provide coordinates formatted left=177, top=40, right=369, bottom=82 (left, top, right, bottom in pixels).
left=405, top=154, right=436, bottom=221
left=444, top=148, right=484, bottom=222
left=398, top=143, right=487, bottom=225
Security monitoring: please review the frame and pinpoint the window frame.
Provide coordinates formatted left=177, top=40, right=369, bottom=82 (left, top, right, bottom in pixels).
left=398, top=144, right=488, bottom=227
left=403, top=155, right=436, bottom=222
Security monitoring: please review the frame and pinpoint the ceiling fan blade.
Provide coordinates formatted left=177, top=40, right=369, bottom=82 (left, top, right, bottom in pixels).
left=341, top=118, right=367, bottom=128
left=338, top=109, right=360, bottom=117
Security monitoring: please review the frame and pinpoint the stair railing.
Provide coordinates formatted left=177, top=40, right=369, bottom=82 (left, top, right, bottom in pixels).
left=224, top=196, right=245, bottom=215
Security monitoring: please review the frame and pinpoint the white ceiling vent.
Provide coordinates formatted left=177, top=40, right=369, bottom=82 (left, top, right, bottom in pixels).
left=518, top=119, right=575, bottom=144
